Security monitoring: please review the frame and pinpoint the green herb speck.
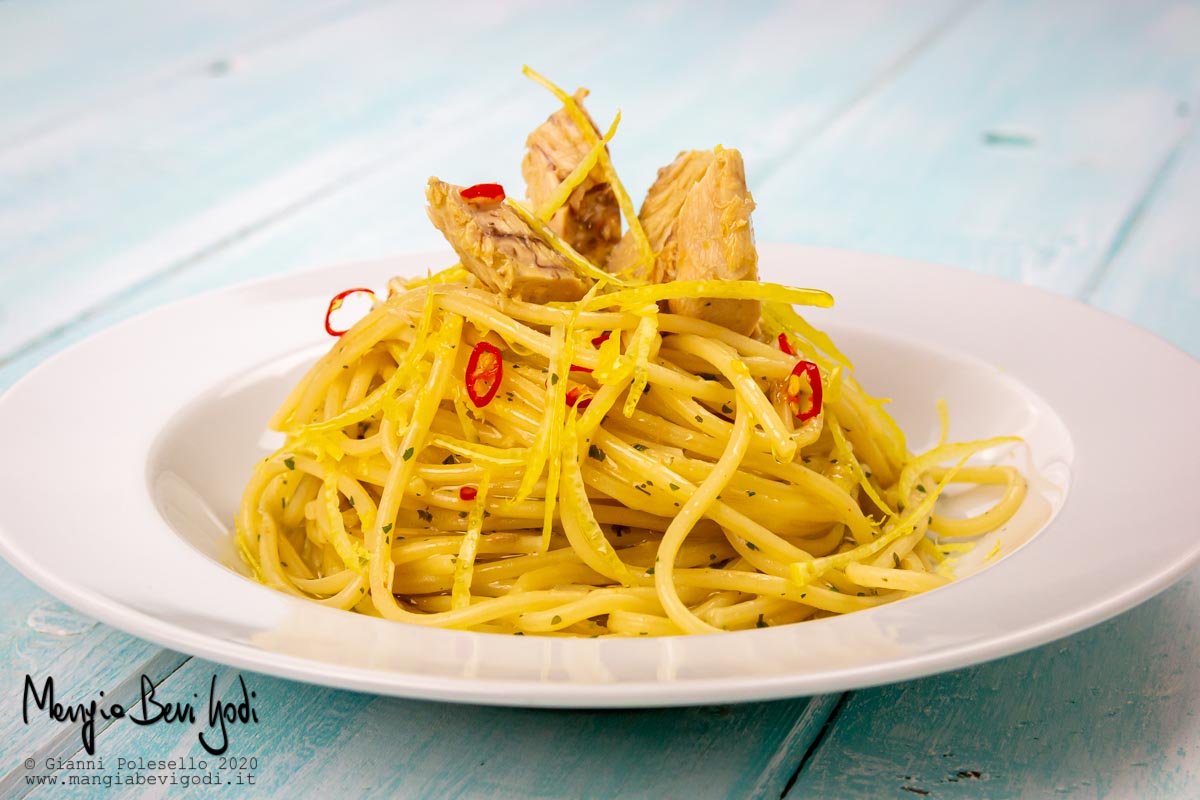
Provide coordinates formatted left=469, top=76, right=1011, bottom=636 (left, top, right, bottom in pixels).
left=283, top=457, right=295, bottom=470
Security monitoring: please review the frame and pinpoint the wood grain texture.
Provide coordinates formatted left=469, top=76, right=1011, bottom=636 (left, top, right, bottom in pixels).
left=1087, top=118, right=1200, bottom=356
left=751, top=0, right=1200, bottom=294
left=24, top=658, right=839, bottom=800
left=787, top=571, right=1200, bottom=799
left=0, top=0, right=966, bottom=376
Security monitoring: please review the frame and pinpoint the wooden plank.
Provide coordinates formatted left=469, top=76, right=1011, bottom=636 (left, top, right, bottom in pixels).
left=21, top=656, right=838, bottom=800
left=787, top=570, right=1200, bottom=799
left=0, top=0, right=377, bottom=147
left=0, top=561, right=188, bottom=790
left=0, top=0, right=573, bottom=357
left=751, top=0, right=1199, bottom=296
left=1086, top=118, right=1200, bottom=356
left=0, top=0, right=968, bottom=387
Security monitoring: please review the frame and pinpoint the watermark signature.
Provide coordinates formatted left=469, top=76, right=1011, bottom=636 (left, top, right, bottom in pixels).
left=22, top=673, right=260, bottom=756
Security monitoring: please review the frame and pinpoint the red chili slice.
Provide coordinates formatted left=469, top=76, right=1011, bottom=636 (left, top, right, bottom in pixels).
left=460, top=183, right=506, bottom=203
left=465, top=342, right=503, bottom=408
left=565, top=385, right=592, bottom=411
left=570, top=331, right=612, bottom=374
left=324, top=288, right=377, bottom=337
left=778, top=332, right=794, bottom=356
left=459, top=486, right=478, bottom=501
left=785, top=360, right=823, bottom=422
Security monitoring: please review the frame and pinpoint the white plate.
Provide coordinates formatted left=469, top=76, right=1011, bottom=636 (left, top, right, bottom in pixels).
left=1, top=244, right=1198, bottom=707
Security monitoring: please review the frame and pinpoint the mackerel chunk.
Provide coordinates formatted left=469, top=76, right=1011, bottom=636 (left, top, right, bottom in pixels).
left=605, top=150, right=713, bottom=281
left=425, top=177, right=591, bottom=303
left=522, top=90, right=620, bottom=266
left=660, top=147, right=760, bottom=336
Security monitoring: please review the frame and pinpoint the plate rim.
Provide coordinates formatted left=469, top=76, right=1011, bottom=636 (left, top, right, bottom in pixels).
left=2, top=243, right=1198, bottom=707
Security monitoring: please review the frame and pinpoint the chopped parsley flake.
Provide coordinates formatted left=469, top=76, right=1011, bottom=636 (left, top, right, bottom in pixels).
left=551, top=615, right=562, bottom=625
left=382, top=523, right=392, bottom=534
left=746, top=490, right=756, bottom=497
left=645, top=567, right=655, bottom=575
left=587, top=444, right=606, bottom=462
left=694, top=415, right=704, bottom=423
left=550, top=373, right=559, bottom=385
left=746, top=541, right=759, bottom=551
left=633, top=443, right=648, bottom=451
left=893, top=552, right=901, bottom=568
left=669, top=483, right=680, bottom=491
left=756, top=614, right=768, bottom=629
left=917, top=484, right=927, bottom=493
left=417, top=509, right=433, bottom=523
left=283, top=457, right=295, bottom=470
left=403, top=447, right=415, bottom=461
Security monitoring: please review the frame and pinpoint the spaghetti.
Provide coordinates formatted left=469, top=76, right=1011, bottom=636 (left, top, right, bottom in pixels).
left=236, top=71, right=1027, bottom=637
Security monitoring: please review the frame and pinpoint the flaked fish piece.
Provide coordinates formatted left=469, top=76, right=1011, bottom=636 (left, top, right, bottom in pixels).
left=605, top=150, right=714, bottom=281
left=425, top=177, right=591, bottom=303
left=660, top=147, right=760, bottom=336
left=522, top=90, right=621, bottom=266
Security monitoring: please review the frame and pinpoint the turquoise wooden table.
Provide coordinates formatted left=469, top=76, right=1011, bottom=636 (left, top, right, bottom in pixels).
left=2, top=1, right=1198, bottom=797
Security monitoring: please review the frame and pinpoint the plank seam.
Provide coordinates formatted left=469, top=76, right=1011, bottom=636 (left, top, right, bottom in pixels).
left=753, top=0, right=980, bottom=189
left=0, top=650, right=192, bottom=799
left=0, top=140, right=402, bottom=372
left=1078, top=114, right=1200, bottom=302
left=0, top=68, right=542, bottom=370
left=740, top=693, right=847, bottom=800
left=778, top=692, right=851, bottom=799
